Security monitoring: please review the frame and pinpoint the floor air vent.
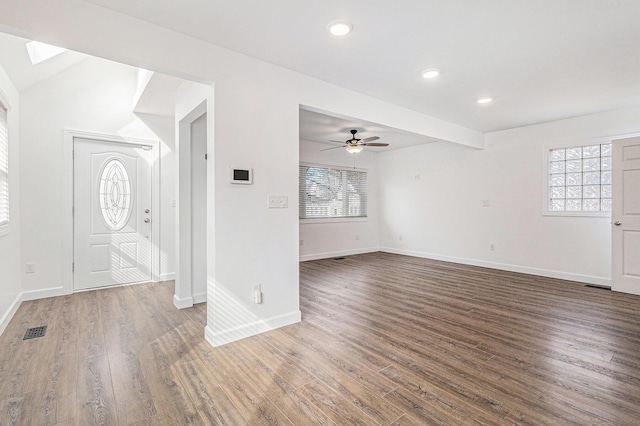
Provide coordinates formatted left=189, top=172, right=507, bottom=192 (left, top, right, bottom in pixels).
left=585, top=284, right=611, bottom=291
left=333, top=257, right=346, bottom=260
left=23, top=326, right=47, bottom=340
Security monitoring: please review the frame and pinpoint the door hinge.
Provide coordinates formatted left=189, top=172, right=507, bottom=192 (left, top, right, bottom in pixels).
left=72, top=262, right=74, bottom=272
left=205, top=153, right=208, bottom=160
left=72, top=150, right=75, bottom=159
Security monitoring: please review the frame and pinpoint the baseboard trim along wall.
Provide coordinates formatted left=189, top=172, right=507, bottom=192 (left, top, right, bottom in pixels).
left=300, top=247, right=379, bottom=262
left=0, top=285, right=66, bottom=336
left=160, top=272, right=176, bottom=281
left=205, top=309, right=302, bottom=347
left=193, top=292, right=207, bottom=305
left=173, top=294, right=194, bottom=309
left=173, top=291, right=206, bottom=309
left=379, top=247, right=612, bottom=287
left=0, top=293, right=22, bottom=336
left=21, top=286, right=67, bottom=301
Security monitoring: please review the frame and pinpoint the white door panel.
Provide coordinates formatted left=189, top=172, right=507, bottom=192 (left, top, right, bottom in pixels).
left=74, top=138, right=153, bottom=290
left=612, top=136, right=640, bottom=295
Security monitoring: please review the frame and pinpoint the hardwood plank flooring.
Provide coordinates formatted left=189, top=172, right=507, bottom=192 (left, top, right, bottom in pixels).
left=1, top=252, right=640, bottom=425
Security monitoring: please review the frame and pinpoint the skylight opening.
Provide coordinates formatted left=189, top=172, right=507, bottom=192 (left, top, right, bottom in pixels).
left=26, top=41, right=68, bottom=65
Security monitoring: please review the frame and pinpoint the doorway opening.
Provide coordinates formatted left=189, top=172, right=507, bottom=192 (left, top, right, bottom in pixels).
left=174, top=101, right=209, bottom=308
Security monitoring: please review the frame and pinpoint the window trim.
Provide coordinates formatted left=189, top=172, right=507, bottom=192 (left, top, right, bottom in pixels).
left=0, top=92, right=10, bottom=237
left=299, top=161, right=369, bottom=223
left=542, top=135, right=622, bottom=218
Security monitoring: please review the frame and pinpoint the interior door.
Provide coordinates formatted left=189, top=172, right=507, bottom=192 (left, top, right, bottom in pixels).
left=612, top=136, right=640, bottom=295
left=74, top=137, right=153, bottom=290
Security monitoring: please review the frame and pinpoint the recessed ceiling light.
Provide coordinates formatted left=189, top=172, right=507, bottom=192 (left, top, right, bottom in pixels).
left=477, top=97, right=493, bottom=104
left=328, top=20, right=353, bottom=36
left=421, top=69, right=440, bottom=79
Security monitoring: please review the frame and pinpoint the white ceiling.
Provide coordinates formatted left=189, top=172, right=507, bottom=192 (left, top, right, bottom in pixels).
left=79, top=0, right=640, bottom=133
left=299, top=108, right=434, bottom=152
left=0, top=32, right=185, bottom=118
left=0, top=30, right=437, bottom=148
left=0, top=32, right=87, bottom=92
left=132, top=73, right=185, bottom=118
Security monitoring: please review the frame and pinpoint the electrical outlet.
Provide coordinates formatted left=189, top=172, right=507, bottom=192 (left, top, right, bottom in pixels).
left=490, top=244, right=495, bottom=251
left=399, top=235, right=403, bottom=241
left=253, top=284, right=262, bottom=304
left=355, top=235, right=359, bottom=241
left=25, top=263, right=35, bottom=274
left=300, top=239, right=304, bottom=247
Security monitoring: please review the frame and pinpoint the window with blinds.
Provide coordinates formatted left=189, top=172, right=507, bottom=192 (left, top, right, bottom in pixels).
left=299, top=164, right=367, bottom=219
left=0, top=102, right=8, bottom=230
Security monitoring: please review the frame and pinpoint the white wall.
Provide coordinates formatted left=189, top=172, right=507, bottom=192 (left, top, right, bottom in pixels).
left=173, top=80, right=212, bottom=309
left=189, top=112, right=207, bottom=300
left=379, top=107, right=640, bottom=285
left=0, top=64, right=22, bottom=334
left=19, top=57, right=175, bottom=296
left=134, top=112, right=176, bottom=282
left=299, top=139, right=379, bottom=261
left=0, top=0, right=484, bottom=346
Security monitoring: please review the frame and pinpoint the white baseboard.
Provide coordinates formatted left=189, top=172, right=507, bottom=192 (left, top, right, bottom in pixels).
left=1, top=286, right=66, bottom=336
left=193, top=292, right=207, bottom=305
left=173, top=294, right=194, bottom=309
left=0, top=293, right=22, bottom=336
left=173, top=291, right=206, bottom=308
left=300, top=247, right=379, bottom=262
left=380, top=247, right=611, bottom=286
left=160, top=272, right=176, bottom=281
left=205, top=309, right=301, bottom=347
left=21, top=286, right=67, bottom=301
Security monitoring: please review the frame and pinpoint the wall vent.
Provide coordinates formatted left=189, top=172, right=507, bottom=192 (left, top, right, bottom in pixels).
left=584, top=284, right=611, bottom=291
left=23, top=326, right=47, bottom=340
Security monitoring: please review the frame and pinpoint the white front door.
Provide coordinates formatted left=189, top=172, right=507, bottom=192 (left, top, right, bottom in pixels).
left=74, top=137, right=154, bottom=290
left=612, top=136, right=640, bottom=295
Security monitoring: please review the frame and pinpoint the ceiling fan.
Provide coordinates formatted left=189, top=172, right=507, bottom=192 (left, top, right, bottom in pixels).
left=322, top=129, right=389, bottom=154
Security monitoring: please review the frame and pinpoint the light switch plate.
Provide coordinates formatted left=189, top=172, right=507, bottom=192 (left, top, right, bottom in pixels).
left=268, top=194, right=288, bottom=208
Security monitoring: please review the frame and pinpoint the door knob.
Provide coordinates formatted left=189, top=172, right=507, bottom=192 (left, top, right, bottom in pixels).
left=144, top=209, right=150, bottom=213
left=144, top=218, right=150, bottom=223
left=614, top=221, right=621, bottom=226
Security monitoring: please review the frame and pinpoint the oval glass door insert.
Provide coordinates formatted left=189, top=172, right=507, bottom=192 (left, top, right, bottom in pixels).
left=98, top=158, right=132, bottom=230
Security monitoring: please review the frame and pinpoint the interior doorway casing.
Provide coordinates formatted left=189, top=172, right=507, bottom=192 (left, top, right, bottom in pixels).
left=62, top=129, right=161, bottom=294
left=174, top=100, right=208, bottom=308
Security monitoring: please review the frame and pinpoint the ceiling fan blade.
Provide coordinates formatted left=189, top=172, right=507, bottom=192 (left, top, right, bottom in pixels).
left=328, top=140, right=347, bottom=144
left=363, top=142, right=389, bottom=147
left=361, top=136, right=380, bottom=143
left=321, top=145, right=346, bottom=151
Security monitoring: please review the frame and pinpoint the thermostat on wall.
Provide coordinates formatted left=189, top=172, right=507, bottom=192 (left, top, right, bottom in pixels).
left=230, top=166, right=253, bottom=184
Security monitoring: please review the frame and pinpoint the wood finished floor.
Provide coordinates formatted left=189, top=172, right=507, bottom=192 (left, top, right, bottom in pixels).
left=1, top=252, right=640, bottom=425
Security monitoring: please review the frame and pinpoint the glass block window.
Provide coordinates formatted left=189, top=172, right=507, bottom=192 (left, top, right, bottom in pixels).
left=299, top=163, right=367, bottom=219
left=548, top=143, right=612, bottom=213
left=99, top=159, right=132, bottom=230
left=0, top=102, right=8, bottom=230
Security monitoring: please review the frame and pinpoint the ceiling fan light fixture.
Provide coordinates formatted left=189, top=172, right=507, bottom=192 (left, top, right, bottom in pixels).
left=477, top=97, right=493, bottom=104
left=346, top=145, right=363, bottom=154
left=421, top=68, right=440, bottom=79
left=328, top=20, right=353, bottom=36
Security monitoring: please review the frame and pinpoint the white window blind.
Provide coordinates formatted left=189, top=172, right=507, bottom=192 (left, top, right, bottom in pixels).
left=0, top=103, right=8, bottom=228
left=299, top=164, right=367, bottom=219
